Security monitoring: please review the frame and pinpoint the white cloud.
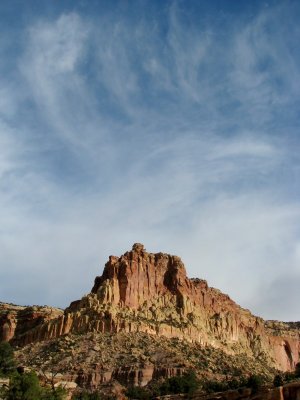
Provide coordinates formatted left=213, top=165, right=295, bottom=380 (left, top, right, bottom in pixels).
left=230, top=4, right=300, bottom=128
left=19, top=13, right=102, bottom=153
left=0, top=2, right=300, bottom=322
left=167, top=3, right=212, bottom=103
left=28, top=14, right=88, bottom=75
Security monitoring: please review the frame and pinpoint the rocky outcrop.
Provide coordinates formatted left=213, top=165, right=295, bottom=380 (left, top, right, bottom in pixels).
left=3, top=244, right=300, bottom=372
left=0, top=302, right=63, bottom=342
left=76, top=365, right=186, bottom=389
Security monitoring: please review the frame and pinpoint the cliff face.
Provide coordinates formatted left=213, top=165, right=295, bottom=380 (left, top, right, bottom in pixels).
left=2, top=244, right=300, bottom=372
left=0, top=302, right=63, bottom=342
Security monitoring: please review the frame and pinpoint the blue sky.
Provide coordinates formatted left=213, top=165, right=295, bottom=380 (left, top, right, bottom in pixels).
left=1, top=0, right=300, bottom=321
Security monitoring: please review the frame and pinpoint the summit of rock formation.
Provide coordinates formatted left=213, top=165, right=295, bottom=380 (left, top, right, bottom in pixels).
left=1, top=244, right=300, bottom=391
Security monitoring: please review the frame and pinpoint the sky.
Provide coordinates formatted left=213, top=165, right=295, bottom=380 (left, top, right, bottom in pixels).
left=0, top=0, right=300, bottom=321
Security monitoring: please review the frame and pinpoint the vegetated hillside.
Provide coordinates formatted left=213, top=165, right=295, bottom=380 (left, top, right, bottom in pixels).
left=14, top=331, right=276, bottom=389
left=1, top=243, right=300, bottom=395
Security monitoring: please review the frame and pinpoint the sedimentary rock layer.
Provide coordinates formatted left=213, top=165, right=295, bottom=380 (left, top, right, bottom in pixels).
left=0, top=302, right=63, bottom=342
left=1, top=244, right=299, bottom=371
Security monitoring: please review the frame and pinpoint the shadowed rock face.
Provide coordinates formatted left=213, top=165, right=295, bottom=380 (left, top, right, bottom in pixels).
left=1, top=244, right=300, bottom=372
left=0, top=303, right=63, bottom=342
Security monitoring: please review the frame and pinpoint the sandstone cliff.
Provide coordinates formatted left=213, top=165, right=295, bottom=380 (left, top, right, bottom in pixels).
left=2, top=244, right=300, bottom=372
left=0, top=302, right=63, bottom=342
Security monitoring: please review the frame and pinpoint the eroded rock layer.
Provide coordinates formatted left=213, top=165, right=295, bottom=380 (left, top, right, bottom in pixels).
left=2, top=244, right=300, bottom=372
left=0, top=302, right=63, bottom=342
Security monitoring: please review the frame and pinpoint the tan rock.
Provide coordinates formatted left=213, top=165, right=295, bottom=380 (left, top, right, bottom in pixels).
left=3, top=244, right=300, bottom=373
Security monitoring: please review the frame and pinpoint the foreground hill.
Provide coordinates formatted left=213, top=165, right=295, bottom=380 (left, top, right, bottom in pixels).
left=1, top=243, right=300, bottom=391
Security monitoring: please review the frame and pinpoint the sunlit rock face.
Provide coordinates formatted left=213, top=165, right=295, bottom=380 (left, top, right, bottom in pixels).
left=2, top=243, right=300, bottom=371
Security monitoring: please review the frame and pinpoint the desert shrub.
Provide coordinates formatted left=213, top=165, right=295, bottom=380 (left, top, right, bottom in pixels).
left=231, top=367, right=243, bottom=377
left=42, top=385, right=67, bottom=400
left=159, top=370, right=199, bottom=395
left=4, top=371, right=42, bottom=400
left=125, top=386, right=151, bottom=400
left=295, top=362, right=300, bottom=378
left=273, top=374, right=284, bottom=387
left=246, top=374, right=263, bottom=394
left=202, top=379, right=228, bottom=393
left=283, top=371, right=295, bottom=382
left=2, top=370, right=66, bottom=400
left=227, top=377, right=242, bottom=389
left=0, top=342, right=15, bottom=376
left=202, top=375, right=249, bottom=394
left=237, top=376, right=248, bottom=388
left=72, top=390, right=102, bottom=400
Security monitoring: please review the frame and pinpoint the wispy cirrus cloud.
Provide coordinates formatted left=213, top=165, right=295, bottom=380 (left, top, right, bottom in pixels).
left=0, top=1, right=300, bottom=320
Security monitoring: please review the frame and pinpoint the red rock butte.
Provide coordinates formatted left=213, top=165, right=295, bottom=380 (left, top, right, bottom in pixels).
left=1, top=243, right=299, bottom=371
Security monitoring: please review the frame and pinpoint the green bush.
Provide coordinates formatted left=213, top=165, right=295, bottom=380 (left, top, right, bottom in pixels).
left=201, top=375, right=250, bottom=394
left=125, top=386, right=151, bottom=400
left=273, top=374, right=284, bottom=387
left=2, top=371, right=66, bottom=400
left=246, top=374, right=263, bottom=394
left=159, top=371, right=199, bottom=395
left=283, top=371, right=295, bottom=382
left=5, top=371, right=42, bottom=400
left=42, top=385, right=67, bottom=400
left=295, top=362, right=300, bottom=378
left=202, top=379, right=228, bottom=393
left=227, top=377, right=242, bottom=390
left=0, top=342, right=15, bottom=376
left=72, top=391, right=102, bottom=400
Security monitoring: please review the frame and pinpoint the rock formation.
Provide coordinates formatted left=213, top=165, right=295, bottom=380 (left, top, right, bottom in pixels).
left=0, top=302, right=63, bottom=342
left=1, top=244, right=300, bottom=374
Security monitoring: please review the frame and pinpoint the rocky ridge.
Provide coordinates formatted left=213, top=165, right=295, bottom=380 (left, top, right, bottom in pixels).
left=0, top=302, right=63, bottom=342
left=1, top=243, right=300, bottom=389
